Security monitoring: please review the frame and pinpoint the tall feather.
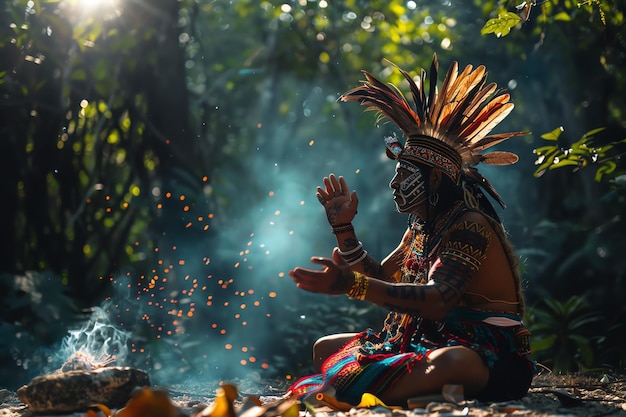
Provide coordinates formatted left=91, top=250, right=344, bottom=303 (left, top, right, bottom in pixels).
left=428, top=61, right=458, bottom=129
left=442, top=73, right=488, bottom=137
left=390, top=61, right=426, bottom=124
left=461, top=100, right=514, bottom=143
left=433, top=64, right=477, bottom=131
left=427, top=55, right=439, bottom=117
left=341, top=71, right=420, bottom=137
left=472, top=131, right=527, bottom=151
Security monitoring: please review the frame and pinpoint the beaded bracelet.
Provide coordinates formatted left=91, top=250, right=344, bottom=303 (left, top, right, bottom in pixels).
left=331, top=223, right=354, bottom=234
left=347, top=271, right=369, bottom=300
left=338, top=242, right=363, bottom=257
left=339, top=245, right=366, bottom=265
left=346, top=250, right=368, bottom=266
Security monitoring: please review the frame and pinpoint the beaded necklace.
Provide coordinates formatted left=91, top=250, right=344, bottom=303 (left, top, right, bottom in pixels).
left=401, top=201, right=466, bottom=284
left=374, top=201, right=467, bottom=349
left=377, top=201, right=467, bottom=349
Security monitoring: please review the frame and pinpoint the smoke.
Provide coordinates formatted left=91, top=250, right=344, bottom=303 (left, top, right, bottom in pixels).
left=53, top=306, right=130, bottom=370
left=34, top=73, right=524, bottom=391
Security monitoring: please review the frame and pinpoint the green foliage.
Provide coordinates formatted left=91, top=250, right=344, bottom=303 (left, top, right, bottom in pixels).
left=481, top=11, right=523, bottom=37
left=1, top=0, right=204, bottom=302
left=479, top=0, right=615, bottom=38
left=2, top=0, right=626, bottom=384
left=533, top=126, right=626, bottom=181
left=528, top=296, right=602, bottom=372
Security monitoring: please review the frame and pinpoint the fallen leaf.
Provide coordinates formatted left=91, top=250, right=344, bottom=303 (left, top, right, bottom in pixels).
left=115, top=388, right=177, bottom=417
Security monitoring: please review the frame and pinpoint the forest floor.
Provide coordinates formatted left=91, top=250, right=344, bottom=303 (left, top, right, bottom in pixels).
left=1, top=372, right=625, bottom=417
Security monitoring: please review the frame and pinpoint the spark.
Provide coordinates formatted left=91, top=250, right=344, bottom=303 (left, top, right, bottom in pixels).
left=53, top=173, right=289, bottom=378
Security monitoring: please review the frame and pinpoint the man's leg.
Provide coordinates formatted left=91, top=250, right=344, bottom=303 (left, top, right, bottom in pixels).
left=312, top=333, right=357, bottom=372
left=380, top=345, right=489, bottom=405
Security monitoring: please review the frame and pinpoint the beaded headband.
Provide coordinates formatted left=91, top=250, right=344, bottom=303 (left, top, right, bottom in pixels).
left=387, top=135, right=463, bottom=183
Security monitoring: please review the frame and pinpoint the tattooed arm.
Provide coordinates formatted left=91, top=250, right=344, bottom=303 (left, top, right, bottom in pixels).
left=331, top=225, right=389, bottom=280
left=331, top=226, right=410, bottom=282
left=289, top=213, right=493, bottom=320
left=359, top=214, right=492, bottom=320
left=317, top=174, right=401, bottom=281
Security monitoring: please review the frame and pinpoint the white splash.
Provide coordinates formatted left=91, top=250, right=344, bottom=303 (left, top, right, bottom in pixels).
left=56, top=306, right=129, bottom=370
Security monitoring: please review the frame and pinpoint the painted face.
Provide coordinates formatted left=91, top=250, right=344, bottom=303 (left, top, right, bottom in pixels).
left=389, top=161, right=427, bottom=213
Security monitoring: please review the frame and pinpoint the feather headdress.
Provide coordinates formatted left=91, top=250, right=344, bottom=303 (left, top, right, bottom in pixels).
left=339, top=54, right=528, bottom=208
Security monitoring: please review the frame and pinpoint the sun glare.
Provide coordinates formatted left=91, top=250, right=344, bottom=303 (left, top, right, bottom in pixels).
left=78, top=0, right=117, bottom=9
left=67, top=0, right=122, bottom=20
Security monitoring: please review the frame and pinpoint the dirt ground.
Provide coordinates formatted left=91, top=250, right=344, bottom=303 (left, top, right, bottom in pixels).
left=1, top=372, right=625, bottom=417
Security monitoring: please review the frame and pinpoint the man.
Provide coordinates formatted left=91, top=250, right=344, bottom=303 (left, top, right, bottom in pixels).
left=287, top=55, right=534, bottom=406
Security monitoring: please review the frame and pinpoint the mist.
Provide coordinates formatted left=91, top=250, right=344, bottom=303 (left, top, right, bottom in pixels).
left=7, top=0, right=618, bottom=392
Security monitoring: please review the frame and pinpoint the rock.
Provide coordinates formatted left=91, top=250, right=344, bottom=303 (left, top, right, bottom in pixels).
left=16, top=366, right=150, bottom=413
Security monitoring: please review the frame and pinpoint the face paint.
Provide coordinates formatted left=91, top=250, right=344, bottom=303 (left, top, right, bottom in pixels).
left=389, top=161, right=427, bottom=213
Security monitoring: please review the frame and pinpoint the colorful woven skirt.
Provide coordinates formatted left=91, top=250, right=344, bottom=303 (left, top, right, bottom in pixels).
left=288, top=307, right=532, bottom=405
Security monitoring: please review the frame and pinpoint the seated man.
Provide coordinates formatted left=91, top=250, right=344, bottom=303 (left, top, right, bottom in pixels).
left=287, top=55, right=534, bottom=406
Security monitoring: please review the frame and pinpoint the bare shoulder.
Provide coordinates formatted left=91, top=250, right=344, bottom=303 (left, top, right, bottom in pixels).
left=453, top=210, right=505, bottom=236
left=445, top=210, right=513, bottom=261
left=444, top=210, right=499, bottom=245
left=455, top=210, right=492, bottom=227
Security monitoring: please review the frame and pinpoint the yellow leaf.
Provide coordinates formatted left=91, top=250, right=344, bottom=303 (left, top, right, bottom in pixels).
left=553, top=11, right=571, bottom=21
left=220, top=383, right=239, bottom=402
left=356, top=393, right=401, bottom=409
left=540, top=126, right=564, bottom=141
left=85, top=404, right=112, bottom=417
left=115, top=388, right=177, bottom=417
left=280, top=401, right=300, bottom=417
left=389, top=3, right=406, bottom=17
left=196, top=384, right=238, bottom=417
